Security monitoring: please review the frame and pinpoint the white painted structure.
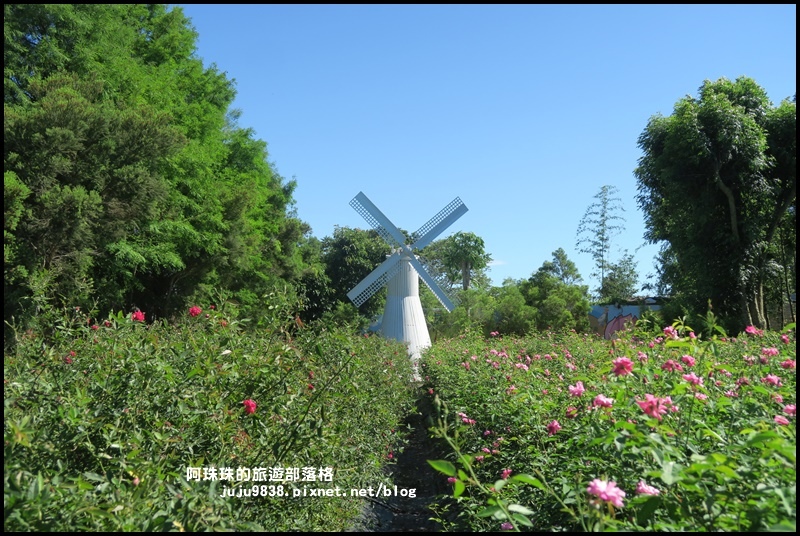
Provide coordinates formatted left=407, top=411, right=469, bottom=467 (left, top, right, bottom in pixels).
left=346, top=192, right=467, bottom=380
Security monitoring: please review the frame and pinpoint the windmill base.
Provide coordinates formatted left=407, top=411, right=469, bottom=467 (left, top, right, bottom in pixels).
left=380, top=256, right=431, bottom=383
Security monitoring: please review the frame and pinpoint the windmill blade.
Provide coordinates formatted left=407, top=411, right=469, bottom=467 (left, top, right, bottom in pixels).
left=350, top=192, right=407, bottom=248
left=407, top=255, right=456, bottom=312
left=411, top=197, right=468, bottom=250
left=347, top=252, right=402, bottom=307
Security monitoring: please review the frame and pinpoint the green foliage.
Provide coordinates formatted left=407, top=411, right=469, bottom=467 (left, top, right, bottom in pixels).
left=4, top=297, right=416, bottom=531
left=488, top=282, right=537, bottom=336
left=4, top=4, right=313, bottom=330
left=600, top=252, right=639, bottom=305
left=309, top=226, right=392, bottom=323
left=429, top=288, right=497, bottom=340
left=520, top=249, right=592, bottom=333
left=635, top=77, right=796, bottom=332
left=3, top=171, right=31, bottom=299
left=421, top=231, right=492, bottom=291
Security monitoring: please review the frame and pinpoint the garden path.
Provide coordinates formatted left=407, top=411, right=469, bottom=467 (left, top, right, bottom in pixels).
left=347, top=392, right=453, bottom=532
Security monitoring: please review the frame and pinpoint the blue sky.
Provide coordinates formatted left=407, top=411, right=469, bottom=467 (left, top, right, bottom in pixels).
left=176, top=4, right=796, bottom=291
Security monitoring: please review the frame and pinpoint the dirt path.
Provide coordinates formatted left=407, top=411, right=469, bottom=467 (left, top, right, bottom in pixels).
left=347, top=392, right=453, bottom=532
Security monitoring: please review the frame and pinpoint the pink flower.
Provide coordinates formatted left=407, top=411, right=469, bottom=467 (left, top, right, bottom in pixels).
left=781, top=334, right=790, bottom=344
left=681, top=355, right=696, bottom=367
left=784, top=404, right=796, bottom=416
left=189, top=306, right=202, bottom=317
left=774, top=415, right=790, bottom=426
left=566, top=406, right=579, bottom=419
left=637, top=351, right=649, bottom=362
left=745, top=325, right=764, bottom=336
left=593, top=394, right=614, bottom=408
left=636, top=481, right=660, bottom=496
left=568, top=381, right=586, bottom=397
left=586, top=478, right=626, bottom=507
left=458, top=412, right=476, bottom=425
left=501, top=468, right=513, bottom=480
left=131, top=310, right=145, bottom=322
left=661, top=360, right=683, bottom=372
left=612, top=357, right=633, bottom=376
left=447, top=477, right=457, bottom=484
left=780, top=359, right=796, bottom=369
left=761, top=347, right=779, bottom=357
left=547, top=420, right=562, bottom=436
left=663, top=326, right=679, bottom=339
left=242, top=399, right=257, bottom=414
left=762, top=374, right=782, bottom=387
left=91, top=324, right=99, bottom=331
left=636, top=394, right=673, bottom=421
left=500, top=522, right=514, bottom=531
left=682, top=372, right=703, bottom=386
left=694, top=393, right=708, bottom=400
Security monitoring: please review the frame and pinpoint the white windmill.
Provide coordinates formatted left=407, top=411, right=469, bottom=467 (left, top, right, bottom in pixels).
left=346, top=191, right=468, bottom=380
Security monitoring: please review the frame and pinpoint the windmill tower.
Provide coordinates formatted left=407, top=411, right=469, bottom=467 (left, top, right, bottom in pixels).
left=346, top=191, right=468, bottom=380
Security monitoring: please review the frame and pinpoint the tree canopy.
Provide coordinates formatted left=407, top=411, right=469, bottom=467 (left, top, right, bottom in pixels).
left=635, top=77, right=796, bottom=331
left=420, top=231, right=491, bottom=292
left=4, top=4, right=312, bottom=331
left=518, top=248, right=591, bottom=333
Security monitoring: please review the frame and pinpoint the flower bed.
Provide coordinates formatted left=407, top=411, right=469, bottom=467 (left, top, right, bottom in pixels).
left=423, top=321, right=796, bottom=531
left=4, top=306, right=416, bottom=531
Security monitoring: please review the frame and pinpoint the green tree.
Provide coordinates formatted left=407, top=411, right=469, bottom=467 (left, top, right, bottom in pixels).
left=422, top=231, right=492, bottom=291
left=316, top=226, right=392, bottom=322
left=4, top=4, right=312, bottom=327
left=428, top=287, right=496, bottom=340
left=576, top=185, right=628, bottom=300
left=520, top=248, right=591, bottom=332
left=488, top=279, right=536, bottom=336
left=599, top=252, right=639, bottom=304
left=4, top=73, right=184, bottom=318
left=635, top=77, right=796, bottom=331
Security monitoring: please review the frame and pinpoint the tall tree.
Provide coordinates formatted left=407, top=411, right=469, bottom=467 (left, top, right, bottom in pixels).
left=575, top=185, right=629, bottom=300
left=635, top=77, right=796, bottom=331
